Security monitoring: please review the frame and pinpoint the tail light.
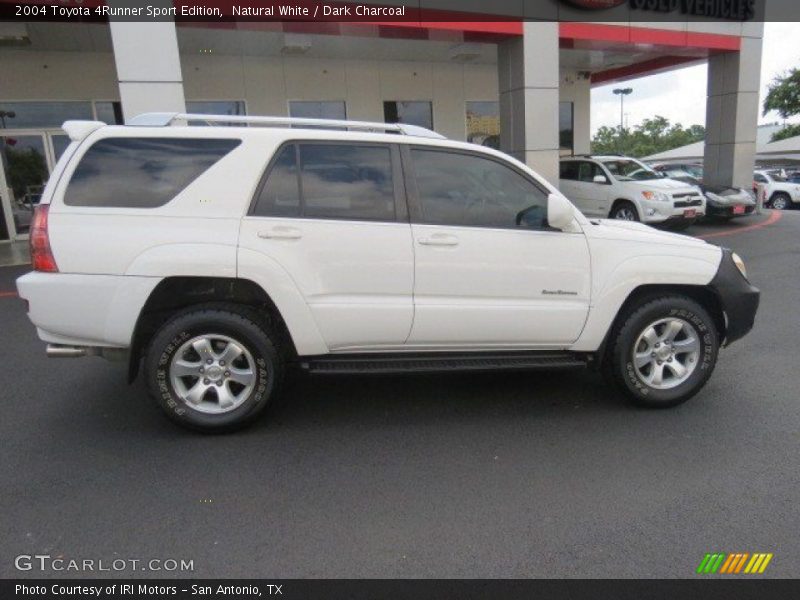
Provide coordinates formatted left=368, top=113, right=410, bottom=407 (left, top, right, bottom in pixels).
left=30, top=205, right=58, bottom=273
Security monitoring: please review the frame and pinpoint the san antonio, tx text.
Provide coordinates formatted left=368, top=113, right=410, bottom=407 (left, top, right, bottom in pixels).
left=16, top=583, right=277, bottom=596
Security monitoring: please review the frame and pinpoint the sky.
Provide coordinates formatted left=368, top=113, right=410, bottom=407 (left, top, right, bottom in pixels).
left=590, top=22, right=800, bottom=135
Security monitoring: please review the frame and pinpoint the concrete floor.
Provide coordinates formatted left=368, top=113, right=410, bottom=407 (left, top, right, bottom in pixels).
left=0, top=241, right=30, bottom=267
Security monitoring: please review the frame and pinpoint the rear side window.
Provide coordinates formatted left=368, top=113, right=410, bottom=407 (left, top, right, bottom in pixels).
left=64, top=137, right=241, bottom=208
left=252, top=142, right=396, bottom=221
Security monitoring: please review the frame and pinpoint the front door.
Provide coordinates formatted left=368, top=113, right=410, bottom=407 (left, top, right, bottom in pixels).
left=404, top=147, right=591, bottom=349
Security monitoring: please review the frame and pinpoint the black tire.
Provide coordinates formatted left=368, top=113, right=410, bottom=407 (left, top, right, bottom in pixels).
left=604, top=296, right=719, bottom=408
left=770, top=193, right=791, bottom=210
left=144, top=305, right=283, bottom=432
left=609, top=200, right=640, bottom=221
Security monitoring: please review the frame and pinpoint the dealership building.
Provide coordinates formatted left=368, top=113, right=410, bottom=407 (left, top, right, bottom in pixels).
left=0, top=0, right=764, bottom=243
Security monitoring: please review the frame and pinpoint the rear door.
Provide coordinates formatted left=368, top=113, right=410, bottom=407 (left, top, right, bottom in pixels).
left=404, top=146, right=591, bottom=348
left=239, top=141, right=414, bottom=351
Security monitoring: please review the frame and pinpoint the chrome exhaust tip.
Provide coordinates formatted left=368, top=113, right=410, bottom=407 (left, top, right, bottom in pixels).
left=46, top=344, right=88, bottom=358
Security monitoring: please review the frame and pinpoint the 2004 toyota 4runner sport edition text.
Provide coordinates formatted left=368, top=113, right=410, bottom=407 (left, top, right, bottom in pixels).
left=16, top=113, right=760, bottom=432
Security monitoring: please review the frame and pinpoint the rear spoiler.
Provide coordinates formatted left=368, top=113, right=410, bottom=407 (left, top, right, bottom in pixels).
left=62, top=120, right=105, bottom=142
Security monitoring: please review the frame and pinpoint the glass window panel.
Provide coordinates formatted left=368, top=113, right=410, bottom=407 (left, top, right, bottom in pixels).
left=64, top=137, right=241, bottom=208
left=1, top=135, right=49, bottom=235
left=288, top=101, right=346, bottom=120
left=411, top=149, right=548, bottom=230
left=252, top=145, right=300, bottom=217
left=186, top=101, right=246, bottom=116
left=383, top=101, right=433, bottom=130
left=299, top=144, right=395, bottom=221
left=0, top=102, right=92, bottom=129
left=466, top=101, right=500, bottom=149
left=50, top=134, right=71, bottom=162
left=559, top=102, right=574, bottom=154
left=94, top=101, right=124, bottom=125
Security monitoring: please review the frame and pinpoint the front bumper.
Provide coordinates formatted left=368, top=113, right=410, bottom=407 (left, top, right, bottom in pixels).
left=641, top=198, right=705, bottom=223
left=708, top=249, right=760, bottom=346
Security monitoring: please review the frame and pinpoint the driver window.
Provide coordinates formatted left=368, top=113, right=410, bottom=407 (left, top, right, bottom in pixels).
left=577, top=162, right=597, bottom=183
left=411, top=149, right=549, bottom=230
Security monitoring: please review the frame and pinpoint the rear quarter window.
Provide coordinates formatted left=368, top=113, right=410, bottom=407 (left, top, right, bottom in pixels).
left=64, top=137, right=241, bottom=208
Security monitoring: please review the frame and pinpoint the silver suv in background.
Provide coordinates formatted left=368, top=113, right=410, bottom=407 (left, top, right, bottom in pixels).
left=559, top=155, right=705, bottom=229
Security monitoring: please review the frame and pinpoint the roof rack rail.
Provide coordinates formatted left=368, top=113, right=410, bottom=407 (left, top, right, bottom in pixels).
left=127, top=112, right=447, bottom=140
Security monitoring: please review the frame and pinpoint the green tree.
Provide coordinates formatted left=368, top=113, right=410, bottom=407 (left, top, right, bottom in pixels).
left=590, top=116, right=705, bottom=158
left=763, top=67, right=800, bottom=142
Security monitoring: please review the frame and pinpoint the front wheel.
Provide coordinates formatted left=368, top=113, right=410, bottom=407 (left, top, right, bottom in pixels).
left=145, top=306, right=283, bottom=432
left=609, top=201, right=639, bottom=221
left=605, top=296, right=719, bottom=408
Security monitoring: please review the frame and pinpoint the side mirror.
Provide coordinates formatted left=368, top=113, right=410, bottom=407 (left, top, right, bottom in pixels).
left=593, top=174, right=608, bottom=184
left=547, top=193, right=576, bottom=231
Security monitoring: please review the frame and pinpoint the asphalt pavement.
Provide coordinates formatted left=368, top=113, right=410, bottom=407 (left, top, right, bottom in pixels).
left=1, top=211, right=798, bottom=579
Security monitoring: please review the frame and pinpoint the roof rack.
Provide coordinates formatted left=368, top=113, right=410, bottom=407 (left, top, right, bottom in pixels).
left=127, top=112, right=447, bottom=140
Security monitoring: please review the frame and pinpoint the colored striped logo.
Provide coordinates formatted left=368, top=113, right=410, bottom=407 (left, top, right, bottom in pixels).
left=696, top=553, right=773, bottom=574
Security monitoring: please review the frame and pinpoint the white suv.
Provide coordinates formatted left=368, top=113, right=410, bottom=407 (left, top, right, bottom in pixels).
left=17, top=114, right=759, bottom=432
left=560, top=155, right=706, bottom=228
left=753, top=169, right=800, bottom=210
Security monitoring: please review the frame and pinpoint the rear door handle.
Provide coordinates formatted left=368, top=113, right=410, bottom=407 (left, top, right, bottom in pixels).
left=258, top=226, right=302, bottom=240
left=417, top=233, right=459, bottom=247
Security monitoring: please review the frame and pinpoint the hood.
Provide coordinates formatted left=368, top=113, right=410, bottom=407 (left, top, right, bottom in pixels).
left=586, top=219, right=709, bottom=247
left=626, top=178, right=699, bottom=193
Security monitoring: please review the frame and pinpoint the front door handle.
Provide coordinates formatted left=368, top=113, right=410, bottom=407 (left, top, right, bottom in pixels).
left=417, top=233, right=459, bottom=247
left=258, top=226, right=302, bottom=240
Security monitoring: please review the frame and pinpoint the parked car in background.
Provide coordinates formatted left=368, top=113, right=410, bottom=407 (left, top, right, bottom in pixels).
left=559, top=155, right=705, bottom=229
left=652, top=164, right=755, bottom=221
left=753, top=169, right=800, bottom=210
left=651, top=162, right=704, bottom=181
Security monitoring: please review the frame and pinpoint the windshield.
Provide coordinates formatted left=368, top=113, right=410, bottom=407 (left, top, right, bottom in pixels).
left=602, top=159, right=661, bottom=181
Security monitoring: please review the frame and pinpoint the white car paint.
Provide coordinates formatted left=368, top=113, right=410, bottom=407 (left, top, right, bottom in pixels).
left=754, top=169, right=800, bottom=206
left=560, top=156, right=706, bottom=224
left=17, top=119, right=723, bottom=359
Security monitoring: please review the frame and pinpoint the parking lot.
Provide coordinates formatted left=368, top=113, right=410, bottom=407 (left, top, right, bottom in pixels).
left=1, top=211, right=798, bottom=579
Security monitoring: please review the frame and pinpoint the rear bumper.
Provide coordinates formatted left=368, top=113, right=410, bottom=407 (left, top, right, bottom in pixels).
left=16, top=271, right=160, bottom=348
left=706, top=203, right=756, bottom=218
left=708, top=249, right=760, bottom=346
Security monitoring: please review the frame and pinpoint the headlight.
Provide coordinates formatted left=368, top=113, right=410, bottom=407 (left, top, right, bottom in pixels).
left=732, top=252, right=748, bottom=280
left=641, top=191, right=670, bottom=202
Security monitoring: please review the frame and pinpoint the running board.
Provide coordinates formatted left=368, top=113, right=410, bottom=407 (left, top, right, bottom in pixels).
left=300, top=352, right=588, bottom=375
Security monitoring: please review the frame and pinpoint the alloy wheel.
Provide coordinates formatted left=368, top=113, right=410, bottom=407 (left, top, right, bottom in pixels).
left=632, top=318, right=700, bottom=390
left=169, top=334, right=257, bottom=414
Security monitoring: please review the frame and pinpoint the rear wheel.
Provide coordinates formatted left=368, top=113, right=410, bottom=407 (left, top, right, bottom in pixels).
left=145, top=306, right=282, bottom=432
left=610, top=201, right=639, bottom=221
left=605, top=296, right=718, bottom=408
left=770, top=193, right=791, bottom=210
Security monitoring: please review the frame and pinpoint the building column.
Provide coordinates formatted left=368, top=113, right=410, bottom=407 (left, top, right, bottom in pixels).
left=498, top=21, right=560, bottom=184
left=704, top=28, right=763, bottom=190
left=108, top=1, right=186, bottom=123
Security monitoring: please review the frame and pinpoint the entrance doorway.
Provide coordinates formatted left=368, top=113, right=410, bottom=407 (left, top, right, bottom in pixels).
left=0, top=129, right=69, bottom=242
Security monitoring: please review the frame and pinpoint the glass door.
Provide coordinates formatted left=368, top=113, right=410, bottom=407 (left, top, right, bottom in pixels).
left=0, top=130, right=62, bottom=241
